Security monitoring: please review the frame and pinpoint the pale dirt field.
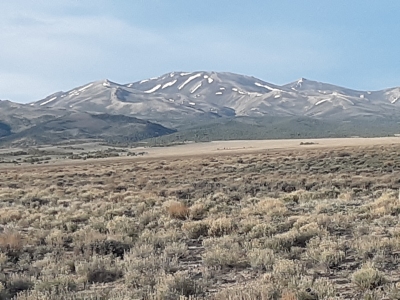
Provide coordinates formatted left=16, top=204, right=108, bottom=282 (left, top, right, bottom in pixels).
left=2, top=137, right=400, bottom=170
left=141, top=137, right=400, bottom=159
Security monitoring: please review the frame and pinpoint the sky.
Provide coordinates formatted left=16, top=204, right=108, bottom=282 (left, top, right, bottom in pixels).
left=1, top=1, right=400, bottom=103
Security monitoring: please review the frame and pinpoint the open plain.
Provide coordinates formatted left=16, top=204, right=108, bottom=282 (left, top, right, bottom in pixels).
left=1, top=138, right=400, bottom=299
left=141, top=137, right=400, bottom=159
left=3, top=137, right=400, bottom=168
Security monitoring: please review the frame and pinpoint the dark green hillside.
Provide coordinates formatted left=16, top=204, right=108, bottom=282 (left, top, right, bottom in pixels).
left=145, top=116, right=400, bottom=146
left=0, top=122, right=11, bottom=138
left=0, top=112, right=175, bottom=147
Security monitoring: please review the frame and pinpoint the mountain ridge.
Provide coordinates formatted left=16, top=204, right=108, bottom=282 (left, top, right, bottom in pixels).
left=30, top=71, right=400, bottom=124
left=1, top=71, right=400, bottom=146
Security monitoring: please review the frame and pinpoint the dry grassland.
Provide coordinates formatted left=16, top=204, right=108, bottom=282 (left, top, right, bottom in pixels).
left=1, top=143, right=400, bottom=299
left=141, top=137, right=400, bottom=159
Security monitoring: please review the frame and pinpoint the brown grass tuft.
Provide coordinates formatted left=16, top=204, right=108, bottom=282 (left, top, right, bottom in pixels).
left=0, top=231, right=24, bottom=251
left=166, top=201, right=190, bottom=220
left=281, top=291, right=297, bottom=300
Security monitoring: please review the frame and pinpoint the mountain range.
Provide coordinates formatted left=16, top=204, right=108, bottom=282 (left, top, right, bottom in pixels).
left=33, top=71, right=400, bottom=121
left=1, top=71, right=400, bottom=146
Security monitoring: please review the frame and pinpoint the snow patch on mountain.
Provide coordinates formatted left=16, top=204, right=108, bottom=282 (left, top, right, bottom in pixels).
left=178, top=73, right=202, bottom=90
left=255, top=82, right=281, bottom=92
left=248, top=92, right=262, bottom=97
left=315, top=99, right=329, bottom=106
left=162, top=80, right=177, bottom=89
left=144, top=84, right=161, bottom=93
left=191, top=82, right=202, bottom=94
left=78, top=83, right=93, bottom=92
left=293, top=78, right=305, bottom=89
left=338, top=96, right=355, bottom=105
left=40, top=96, right=57, bottom=106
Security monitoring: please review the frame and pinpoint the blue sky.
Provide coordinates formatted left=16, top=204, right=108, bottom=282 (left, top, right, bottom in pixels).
left=1, top=0, right=400, bottom=103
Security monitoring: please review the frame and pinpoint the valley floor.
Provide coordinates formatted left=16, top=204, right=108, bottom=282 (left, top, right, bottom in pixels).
left=2, top=136, right=400, bottom=169
left=141, top=136, right=400, bottom=159
left=1, top=140, right=400, bottom=298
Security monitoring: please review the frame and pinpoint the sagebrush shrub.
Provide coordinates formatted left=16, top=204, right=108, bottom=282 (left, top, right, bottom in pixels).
left=352, top=262, right=387, bottom=291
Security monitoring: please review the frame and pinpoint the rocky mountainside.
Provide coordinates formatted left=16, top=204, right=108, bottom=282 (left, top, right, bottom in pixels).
left=0, top=100, right=174, bottom=146
left=32, top=71, right=400, bottom=124
left=2, top=72, right=400, bottom=146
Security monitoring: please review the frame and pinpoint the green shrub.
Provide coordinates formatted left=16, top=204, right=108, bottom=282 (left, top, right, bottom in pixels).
left=352, top=263, right=387, bottom=291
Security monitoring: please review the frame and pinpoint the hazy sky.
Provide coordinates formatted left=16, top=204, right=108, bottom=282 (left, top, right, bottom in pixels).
left=1, top=1, right=400, bottom=103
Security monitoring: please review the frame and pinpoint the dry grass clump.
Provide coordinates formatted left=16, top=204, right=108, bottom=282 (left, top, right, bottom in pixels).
left=182, top=221, right=209, bottom=239
left=1, top=144, right=400, bottom=298
left=189, top=203, right=207, bottom=220
left=367, top=191, right=400, bottom=217
left=207, top=217, right=235, bottom=237
left=0, top=231, right=24, bottom=252
left=305, top=236, right=346, bottom=270
left=202, top=236, right=248, bottom=268
left=257, top=198, right=288, bottom=217
left=1, top=275, right=33, bottom=299
left=155, top=271, right=205, bottom=299
left=212, top=281, right=280, bottom=300
left=247, top=248, right=275, bottom=271
left=165, top=200, right=190, bottom=220
left=0, top=208, right=24, bottom=224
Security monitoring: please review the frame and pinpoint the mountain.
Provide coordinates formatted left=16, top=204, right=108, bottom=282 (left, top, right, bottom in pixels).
left=0, top=101, right=175, bottom=146
left=33, top=79, right=213, bottom=127
left=2, top=72, right=400, bottom=147
left=4, top=112, right=175, bottom=147
left=0, top=122, right=11, bottom=138
left=0, top=100, right=71, bottom=133
left=32, top=72, right=400, bottom=125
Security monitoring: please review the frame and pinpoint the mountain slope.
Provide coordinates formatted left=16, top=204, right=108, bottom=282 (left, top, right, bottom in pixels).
left=33, top=79, right=214, bottom=126
left=0, top=122, right=11, bottom=138
left=2, top=73, right=400, bottom=146
left=145, top=115, right=400, bottom=146
left=0, top=102, right=175, bottom=146
left=32, top=72, right=400, bottom=124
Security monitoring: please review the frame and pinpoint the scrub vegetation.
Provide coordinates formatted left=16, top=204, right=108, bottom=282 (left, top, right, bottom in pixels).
left=1, top=144, right=400, bottom=299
